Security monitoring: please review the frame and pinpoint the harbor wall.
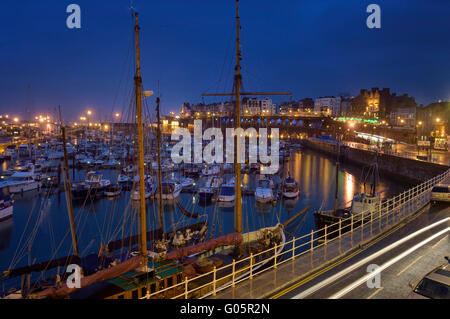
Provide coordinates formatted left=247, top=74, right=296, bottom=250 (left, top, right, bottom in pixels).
left=301, top=138, right=449, bottom=183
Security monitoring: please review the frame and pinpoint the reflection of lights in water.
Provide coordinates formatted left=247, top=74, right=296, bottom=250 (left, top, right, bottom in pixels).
left=344, top=172, right=354, bottom=205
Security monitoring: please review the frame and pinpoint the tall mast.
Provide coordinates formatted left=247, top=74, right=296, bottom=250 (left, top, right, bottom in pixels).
left=134, top=12, right=147, bottom=259
left=156, top=96, right=164, bottom=233
left=234, top=0, right=242, bottom=234
left=62, top=126, right=79, bottom=256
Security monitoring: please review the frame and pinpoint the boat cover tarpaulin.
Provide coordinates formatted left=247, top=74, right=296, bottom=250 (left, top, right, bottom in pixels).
left=1, top=255, right=81, bottom=278
left=165, top=232, right=243, bottom=260
left=32, top=256, right=146, bottom=299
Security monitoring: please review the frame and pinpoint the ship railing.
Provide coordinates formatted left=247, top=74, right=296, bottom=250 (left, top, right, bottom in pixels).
left=140, top=167, right=450, bottom=299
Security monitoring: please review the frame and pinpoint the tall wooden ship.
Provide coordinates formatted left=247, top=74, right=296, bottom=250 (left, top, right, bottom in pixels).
left=1, top=1, right=285, bottom=299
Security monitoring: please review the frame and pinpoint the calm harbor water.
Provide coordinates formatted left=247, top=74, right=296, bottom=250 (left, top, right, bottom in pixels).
left=0, top=148, right=414, bottom=288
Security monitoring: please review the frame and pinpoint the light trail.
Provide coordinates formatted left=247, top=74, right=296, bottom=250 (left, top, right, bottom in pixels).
left=330, top=227, right=450, bottom=299
left=291, top=217, right=450, bottom=299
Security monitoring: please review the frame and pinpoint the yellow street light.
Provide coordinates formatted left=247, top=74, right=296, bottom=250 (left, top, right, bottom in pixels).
left=436, top=118, right=441, bottom=123
left=87, top=110, right=92, bottom=116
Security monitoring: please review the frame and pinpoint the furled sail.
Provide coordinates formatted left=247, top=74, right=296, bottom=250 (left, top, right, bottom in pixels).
left=31, top=256, right=146, bottom=299
left=174, top=197, right=200, bottom=219
left=164, top=232, right=242, bottom=260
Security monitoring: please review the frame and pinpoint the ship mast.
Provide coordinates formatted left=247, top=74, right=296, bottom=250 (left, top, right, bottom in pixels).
left=134, top=12, right=147, bottom=260
left=201, top=0, right=292, bottom=234
left=234, top=0, right=242, bottom=234
left=156, top=96, right=164, bottom=234
left=62, top=126, right=79, bottom=256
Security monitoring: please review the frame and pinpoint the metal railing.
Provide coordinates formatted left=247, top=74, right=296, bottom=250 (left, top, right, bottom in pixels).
left=141, top=168, right=450, bottom=299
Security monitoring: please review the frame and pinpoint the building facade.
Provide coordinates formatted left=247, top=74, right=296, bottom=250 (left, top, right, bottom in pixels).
left=351, top=87, right=417, bottom=120
left=389, top=106, right=416, bottom=127
left=314, top=96, right=342, bottom=116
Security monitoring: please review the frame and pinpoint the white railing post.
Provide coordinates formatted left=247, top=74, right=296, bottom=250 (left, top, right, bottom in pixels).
left=274, top=245, right=278, bottom=269
left=213, top=266, right=217, bottom=296
left=184, top=277, right=188, bottom=299
left=324, top=225, right=327, bottom=245
left=250, top=253, right=253, bottom=279
left=292, top=236, right=296, bottom=261
left=370, top=210, right=373, bottom=235
left=310, top=230, right=314, bottom=255
left=338, top=219, right=342, bottom=239
left=361, top=213, right=364, bottom=241
left=350, top=214, right=354, bottom=242
left=232, top=259, right=235, bottom=287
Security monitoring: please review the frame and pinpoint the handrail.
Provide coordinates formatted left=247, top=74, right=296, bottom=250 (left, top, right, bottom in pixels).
left=141, top=168, right=450, bottom=299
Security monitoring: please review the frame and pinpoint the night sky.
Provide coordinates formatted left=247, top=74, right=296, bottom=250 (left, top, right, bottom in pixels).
left=0, top=0, right=449, bottom=121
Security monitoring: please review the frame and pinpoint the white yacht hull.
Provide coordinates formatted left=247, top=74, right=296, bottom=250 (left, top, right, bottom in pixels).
left=218, top=195, right=235, bottom=202
left=8, top=181, right=41, bottom=193
left=0, top=205, right=13, bottom=221
left=283, top=190, right=299, bottom=198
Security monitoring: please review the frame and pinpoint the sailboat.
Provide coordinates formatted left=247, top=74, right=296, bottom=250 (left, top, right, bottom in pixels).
left=314, top=140, right=383, bottom=239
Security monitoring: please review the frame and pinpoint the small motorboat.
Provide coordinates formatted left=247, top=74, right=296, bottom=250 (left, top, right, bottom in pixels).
left=254, top=178, right=274, bottom=204
left=117, top=174, right=131, bottom=184
left=131, top=182, right=155, bottom=200
left=105, top=185, right=121, bottom=197
left=179, top=177, right=194, bottom=188
left=158, top=182, right=182, bottom=200
left=282, top=176, right=300, bottom=198
left=218, top=177, right=235, bottom=202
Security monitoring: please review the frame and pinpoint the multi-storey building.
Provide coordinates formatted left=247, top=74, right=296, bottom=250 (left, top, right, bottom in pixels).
left=314, top=96, right=342, bottom=116
left=351, top=88, right=417, bottom=120
left=390, top=106, right=416, bottom=127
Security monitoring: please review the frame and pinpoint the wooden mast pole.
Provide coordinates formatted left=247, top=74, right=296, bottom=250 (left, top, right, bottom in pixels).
left=134, top=12, right=147, bottom=260
left=156, top=96, right=164, bottom=234
left=234, top=0, right=242, bottom=235
left=62, top=126, right=79, bottom=256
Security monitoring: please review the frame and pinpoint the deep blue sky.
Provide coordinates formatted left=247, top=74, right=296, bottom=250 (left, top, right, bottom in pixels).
left=0, top=0, right=449, bottom=121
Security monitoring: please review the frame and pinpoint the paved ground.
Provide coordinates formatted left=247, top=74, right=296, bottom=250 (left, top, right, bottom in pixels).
left=272, top=202, right=450, bottom=299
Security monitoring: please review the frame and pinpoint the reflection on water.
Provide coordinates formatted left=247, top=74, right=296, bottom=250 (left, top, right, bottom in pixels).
left=283, top=198, right=298, bottom=212
left=343, top=172, right=355, bottom=206
left=0, top=218, right=13, bottom=250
